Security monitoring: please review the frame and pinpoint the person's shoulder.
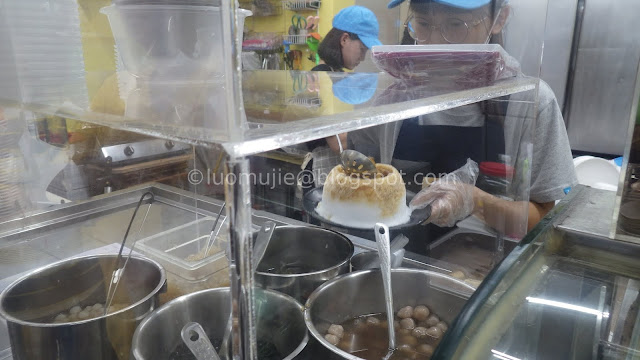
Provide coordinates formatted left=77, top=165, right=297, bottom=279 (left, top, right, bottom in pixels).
left=536, top=79, right=558, bottom=108
left=311, top=64, right=333, bottom=71
left=509, top=78, right=557, bottom=108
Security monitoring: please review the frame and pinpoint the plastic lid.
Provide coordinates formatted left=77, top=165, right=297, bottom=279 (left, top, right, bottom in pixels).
left=479, top=161, right=514, bottom=178
left=613, top=157, right=623, bottom=167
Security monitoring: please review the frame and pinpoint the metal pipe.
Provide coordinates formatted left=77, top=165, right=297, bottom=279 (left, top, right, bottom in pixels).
left=224, top=157, right=258, bottom=360
left=562, top=0, right=586, bottom=123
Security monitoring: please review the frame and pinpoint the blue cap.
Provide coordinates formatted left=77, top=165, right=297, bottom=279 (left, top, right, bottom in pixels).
left=333, top=6, right=383, bottom=49
left=388, top=0, right=491, bottom=9
left=333, top=73, right=379, bottom=105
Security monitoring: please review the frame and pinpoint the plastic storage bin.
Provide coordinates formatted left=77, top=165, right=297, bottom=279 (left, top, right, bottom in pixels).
left=371, top=44, right=519, bottom=87
left=102, top=5, right=251, bottom=81
left=136, top=216, right=249, bottom=303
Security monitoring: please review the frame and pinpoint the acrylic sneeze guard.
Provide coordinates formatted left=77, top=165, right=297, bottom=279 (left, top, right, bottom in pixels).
left=0, top=0, right=552, bottom=359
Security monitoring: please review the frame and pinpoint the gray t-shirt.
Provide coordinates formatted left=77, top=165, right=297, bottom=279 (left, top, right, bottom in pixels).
left=349, top=79, right=577, bottom=204
left=504, top=79, right=578, bottom=203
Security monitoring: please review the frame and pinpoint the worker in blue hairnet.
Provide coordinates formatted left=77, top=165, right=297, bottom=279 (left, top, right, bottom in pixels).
left=349, top=0, right=577, bottom=241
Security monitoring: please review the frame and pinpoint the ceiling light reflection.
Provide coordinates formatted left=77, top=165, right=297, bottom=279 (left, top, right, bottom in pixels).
left=526, top=296, right=609, bottom=317
left=491, top=349, right=522, bottom=360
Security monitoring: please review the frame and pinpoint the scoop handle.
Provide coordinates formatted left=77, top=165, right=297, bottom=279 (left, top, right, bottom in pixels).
left=252, top=221, right=276, bottom=272
left=180, top=322, right=220, bottom=360
left=374, top=223, right=396, bottom=351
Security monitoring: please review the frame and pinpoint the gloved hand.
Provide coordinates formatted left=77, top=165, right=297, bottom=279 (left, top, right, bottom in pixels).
left=409, top=159, right=479, bottom=227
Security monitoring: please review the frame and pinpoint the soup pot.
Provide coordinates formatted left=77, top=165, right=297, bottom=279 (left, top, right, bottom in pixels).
left=0, top=255, right=166, bottom=360
left=305, top=268, right=475, bottom=359
left=254, top=225, right=353, bottom=302
left=131, top=287, right=308, bottom=359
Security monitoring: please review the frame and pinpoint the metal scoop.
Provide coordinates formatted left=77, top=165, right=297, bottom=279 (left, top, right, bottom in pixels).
left=105, top=191, right=154, bottom=315
left=374, top=223, right=396, bottom=358
left=181, top=322, right=220, bottom=360
left=204, top=202, right=226, bottom=259
left=340, top=149, right=377, bottom=176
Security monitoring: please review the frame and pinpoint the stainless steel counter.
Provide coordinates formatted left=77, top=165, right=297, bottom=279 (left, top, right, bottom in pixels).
left=434, top=185, right=640, bottom=359
left=9, top=184, right=620, bottom=359
left=555, top=186, right=617, bottom=239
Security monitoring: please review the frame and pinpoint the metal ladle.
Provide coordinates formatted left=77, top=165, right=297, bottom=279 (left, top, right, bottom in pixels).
left=181, top=322, right=220, bottom=360
left=340, top=149, right=377, bottom=176
left=374, top=223, right=396, bottom=358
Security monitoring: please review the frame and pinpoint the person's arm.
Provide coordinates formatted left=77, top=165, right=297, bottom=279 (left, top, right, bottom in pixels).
left=472, top=187, right=554, bottom=235
left=472, top=82, right=573, bottom=235
left=326, top=133, right=347, bottom=154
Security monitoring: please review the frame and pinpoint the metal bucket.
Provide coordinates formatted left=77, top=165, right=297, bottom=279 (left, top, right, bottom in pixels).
left=0, top=254, right=166, bottom=360
left=131, top=287, right=308, bottom=359
left=304, top=269, right=474, bottom=359
left=254, top=225, right=354, bottom=302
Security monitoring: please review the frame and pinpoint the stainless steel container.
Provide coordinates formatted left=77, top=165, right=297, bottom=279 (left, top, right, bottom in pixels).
left=254, top=225, right=354, bottom=302
left=131, top=287, right=308, bottom=359
left=0, top=255, right=166, bottom=360
left=305, top=269, right=475, bottom=359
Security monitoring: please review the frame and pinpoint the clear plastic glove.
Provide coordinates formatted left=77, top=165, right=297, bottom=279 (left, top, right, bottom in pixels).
left=409, top=159, right=479, bottom=227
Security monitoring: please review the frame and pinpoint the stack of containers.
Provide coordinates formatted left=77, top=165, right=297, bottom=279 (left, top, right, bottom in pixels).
left=0, top=0, right=86, bottom=221
left=0, top=0, right=88, bottom=109
left=102, top=0, right=250, bottom=132
left=0, top=109, right=28, bottom=221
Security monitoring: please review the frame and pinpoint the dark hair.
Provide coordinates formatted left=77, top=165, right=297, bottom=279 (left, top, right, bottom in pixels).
left=487, top=0, right=506, bottom=46
left=407, top=0, right=507, bottom=46
left=401, top=27, right=415, bottom=45
left=317, top=28, right=360, bottom=70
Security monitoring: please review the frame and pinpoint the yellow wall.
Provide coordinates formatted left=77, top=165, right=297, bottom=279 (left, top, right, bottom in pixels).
left=70, top=0, right=123, bottom=133
left=77, top=0, right=117, bottom=99
left=318, top=0, right=355, bottom=38
left=244, top=0, right=354, bottom=71
left=243, top=70, right=353, bottom=121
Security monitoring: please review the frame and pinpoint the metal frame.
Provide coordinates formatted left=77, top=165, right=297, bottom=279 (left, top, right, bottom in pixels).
left=611, top=58, right=640, bottom=242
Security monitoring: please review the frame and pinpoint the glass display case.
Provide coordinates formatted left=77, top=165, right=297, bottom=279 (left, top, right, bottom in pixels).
left=0, top=0, right=556, bottom=359
left=435, top=185, right=640, bottom=360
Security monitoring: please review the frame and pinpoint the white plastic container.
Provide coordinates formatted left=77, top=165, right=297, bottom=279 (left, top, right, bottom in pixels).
left=136, top=217, right=258, bottom=303
left=102, top=5, right=251, bottom=81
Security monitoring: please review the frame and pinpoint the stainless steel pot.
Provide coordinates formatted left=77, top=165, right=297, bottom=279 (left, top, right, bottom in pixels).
left=131, top=287, right=308, bottom=359
left=254, top=225, right=353, bottom=302
left=304, top=269, right=475, bottom=359
left=0, top=255, right=166, bottom=360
